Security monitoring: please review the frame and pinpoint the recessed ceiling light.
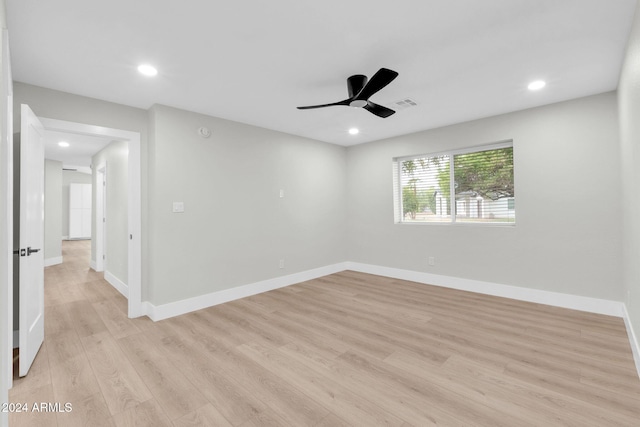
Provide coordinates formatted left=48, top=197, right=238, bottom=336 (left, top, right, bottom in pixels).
left=348, top=128, right=359, bottom=135
left=528, top=80, right=546, bottom=91
left=137, top=64, right=158, bottom=77
left=58, top=141, right=69, bottom=147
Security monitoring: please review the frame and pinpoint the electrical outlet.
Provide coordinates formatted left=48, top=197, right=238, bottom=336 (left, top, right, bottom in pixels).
left=428, top=256, right=435, bottom=266
left=279, top=259, right=285, bottom=269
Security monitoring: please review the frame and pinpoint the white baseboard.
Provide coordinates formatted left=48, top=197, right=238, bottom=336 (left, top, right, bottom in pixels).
left=105, top=271, right=128, bottom=298
left=345, top=262, right=625, bottom=317
left=145, top=262, right=349, bottom=321
left=144, top=261, right=625, bottom=321
left=44, top=256, right=63, bottom=267
left=139, top=260, right=637, bottom=378
left=12, top=330, right=18, bottom=349
left=89, top=260, right=97, bottom=271
left=141, top=259, right=626, bottom=321
left=62, top=236, right=69, bottom=240
left=623, top=305, right=640, bottom=380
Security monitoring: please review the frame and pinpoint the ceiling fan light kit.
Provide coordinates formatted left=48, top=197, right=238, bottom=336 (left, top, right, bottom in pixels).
left=297, top=67, right=399, bottom=118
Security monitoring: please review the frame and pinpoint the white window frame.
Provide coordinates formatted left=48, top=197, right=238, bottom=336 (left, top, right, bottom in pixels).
left=393, top=140, right=515, bottom=226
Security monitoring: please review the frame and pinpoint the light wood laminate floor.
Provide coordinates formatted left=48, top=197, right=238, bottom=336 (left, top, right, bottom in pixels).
left=9, top=240, right=640, bottom=426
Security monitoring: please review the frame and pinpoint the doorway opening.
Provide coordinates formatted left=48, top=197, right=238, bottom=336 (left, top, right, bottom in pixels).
left=38, top=117, right=142, bottom=317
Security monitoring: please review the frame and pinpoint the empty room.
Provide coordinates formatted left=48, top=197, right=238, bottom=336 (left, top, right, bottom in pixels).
left=1, top=0, right=640, bottom=426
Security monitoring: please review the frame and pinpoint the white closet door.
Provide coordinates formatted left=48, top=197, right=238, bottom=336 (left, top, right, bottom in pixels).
left=82, top=184, right=92, bottom=237
left=81, top=209, right=91, bottom=237
left=69, top=183, right=92, bottom=239
left=70, top=183, right=82, bottom=208
left=82, top=183, right=91, bottom=208
left=69, top=208, right=82, bottom=238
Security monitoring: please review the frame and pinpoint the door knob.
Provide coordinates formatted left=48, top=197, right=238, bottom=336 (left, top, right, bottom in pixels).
left=27, top=247, right=40, bottom=256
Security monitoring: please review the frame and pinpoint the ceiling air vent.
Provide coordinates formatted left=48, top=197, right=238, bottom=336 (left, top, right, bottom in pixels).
left=392, top=98, right=418, bottom=111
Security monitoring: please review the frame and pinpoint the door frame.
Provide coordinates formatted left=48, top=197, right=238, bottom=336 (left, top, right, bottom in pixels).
left=95, top=163, right=106, bottom=272
left=1, top=28, right=14, bottom=400
left=38, top=118, right=143, bottom=318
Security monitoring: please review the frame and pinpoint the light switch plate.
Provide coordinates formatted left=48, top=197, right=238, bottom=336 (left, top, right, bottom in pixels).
left=173, top=202, right=185, bottom=213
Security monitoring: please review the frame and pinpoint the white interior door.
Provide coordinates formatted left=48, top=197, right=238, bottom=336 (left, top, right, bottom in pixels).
left=18, top=104, right=45, bottom=377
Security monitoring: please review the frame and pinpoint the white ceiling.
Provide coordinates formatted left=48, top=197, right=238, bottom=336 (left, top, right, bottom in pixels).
left=6, top=0, right=638, bottom=146
left=43, top=130, right=112, bottom=172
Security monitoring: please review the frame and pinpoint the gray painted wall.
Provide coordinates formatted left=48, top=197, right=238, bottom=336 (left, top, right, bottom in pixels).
left=44, top=159, right=62, bottom=260
left=346, top=92, right=623, bottom=301
left=91, top=141, right=129, bottom=284
left=11, top=83, right=627, bottom=315
left=147, top=105, right=347, bottom=305
left=62, top=170, right=91, bottom=238
left=619, top=5, right=640, bottom=348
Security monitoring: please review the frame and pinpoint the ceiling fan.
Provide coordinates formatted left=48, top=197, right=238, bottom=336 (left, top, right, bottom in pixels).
left=297, top=68, right=399, bottom=118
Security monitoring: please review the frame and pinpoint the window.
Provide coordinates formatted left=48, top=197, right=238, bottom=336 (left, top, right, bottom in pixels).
left=393, top=142, right=515, bottom=224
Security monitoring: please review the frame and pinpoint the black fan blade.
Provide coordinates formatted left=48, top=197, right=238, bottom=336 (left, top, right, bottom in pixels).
left=297, top=99, right=351, bottom=110
left=364, top=102, right=395, bottom=118
left=347, top=75, right=367, bottom=98
left=354, top=68, right=399, bottom=101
